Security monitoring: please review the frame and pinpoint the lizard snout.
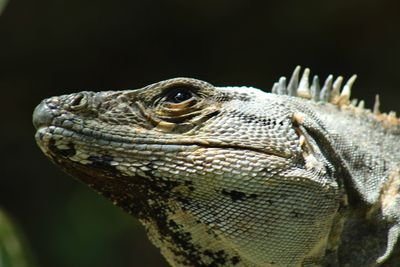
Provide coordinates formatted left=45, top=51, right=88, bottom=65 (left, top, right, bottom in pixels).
left=32, top=101, right=54, bottom=129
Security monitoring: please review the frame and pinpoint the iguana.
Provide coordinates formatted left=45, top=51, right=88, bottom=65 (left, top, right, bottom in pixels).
left=33, top=67, right=400, bottom=266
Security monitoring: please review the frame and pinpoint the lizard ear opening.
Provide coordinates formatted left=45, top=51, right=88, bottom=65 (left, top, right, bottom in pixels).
left=292, top=112, right=339, bottom=183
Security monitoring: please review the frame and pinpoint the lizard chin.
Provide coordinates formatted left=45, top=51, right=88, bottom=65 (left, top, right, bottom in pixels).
left=35, top=126, right=189, bottom=221
left=49, top=151, right=174, bottom=220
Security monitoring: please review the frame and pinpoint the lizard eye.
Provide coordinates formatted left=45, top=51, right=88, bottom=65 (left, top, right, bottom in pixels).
left=165, top=87, right=194, bottom=104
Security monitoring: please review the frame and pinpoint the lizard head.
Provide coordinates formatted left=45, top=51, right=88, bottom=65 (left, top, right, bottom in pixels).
left=33, top=77, right=339, bottom=266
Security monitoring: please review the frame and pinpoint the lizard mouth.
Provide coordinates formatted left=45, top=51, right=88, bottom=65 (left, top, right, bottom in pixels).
left=34, top=126, right=202, bottom=161
left=33, top=100, right=293, bottom=160
left=35, top=125, right=291, bottom=161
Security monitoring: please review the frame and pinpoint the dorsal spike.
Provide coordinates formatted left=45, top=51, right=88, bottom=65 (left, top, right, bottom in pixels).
left=310, top=75, right=320, bottom=101
left=387, top=111, right=399, bottom=126
left=351, top=98, right=359, bottom=106
left=373, top=94, right=381, bottom=115
left=287, top=65, right=301, bottom=96
left=271, top=82, right=279, bottom=94
left=297, top=68, right=312, bottom=99
left=277, top=77, right=287, bottom=95
left=320, top=75, right=333, bottom=102
left=331, top=76, right=343, bottom=101
left=358, top=100, right=365, bottom=109
left=335, top=74, right=357, bottom=106
left=341, top=75, right=357, bottom=100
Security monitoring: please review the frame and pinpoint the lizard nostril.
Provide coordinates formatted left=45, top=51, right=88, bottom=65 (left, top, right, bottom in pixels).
left=70, top=94, right=87, bottom=110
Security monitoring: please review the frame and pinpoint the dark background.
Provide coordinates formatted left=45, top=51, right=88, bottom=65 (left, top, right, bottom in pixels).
left=0, top=1, right=399, bottom=267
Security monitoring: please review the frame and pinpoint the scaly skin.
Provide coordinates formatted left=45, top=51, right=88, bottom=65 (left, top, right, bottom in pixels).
left=33, top=68, right=400, bottom=266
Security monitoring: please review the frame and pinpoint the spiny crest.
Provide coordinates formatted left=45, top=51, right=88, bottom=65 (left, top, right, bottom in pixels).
left=271, top=66, right=356, bottom=105
left=271, top=66, right=399, bottom=127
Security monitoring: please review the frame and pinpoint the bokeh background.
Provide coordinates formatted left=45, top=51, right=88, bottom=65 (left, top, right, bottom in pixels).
left=0, top=1, right=399, bottom=267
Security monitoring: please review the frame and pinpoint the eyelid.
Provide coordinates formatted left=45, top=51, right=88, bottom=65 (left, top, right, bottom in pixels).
left=163, top=98, right=197, bottom=108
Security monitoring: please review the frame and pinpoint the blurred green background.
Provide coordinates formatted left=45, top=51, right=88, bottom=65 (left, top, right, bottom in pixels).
left=0, top=1, right=399, bottom=267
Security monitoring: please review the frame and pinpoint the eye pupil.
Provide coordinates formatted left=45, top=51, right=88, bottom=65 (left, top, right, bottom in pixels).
left=174, top=92, right=189, bottom=102
left=167, top=89, right=193, bottom=103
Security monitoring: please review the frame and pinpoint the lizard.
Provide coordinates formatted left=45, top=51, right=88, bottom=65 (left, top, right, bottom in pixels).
left=33, top=66, right=400, bottom=267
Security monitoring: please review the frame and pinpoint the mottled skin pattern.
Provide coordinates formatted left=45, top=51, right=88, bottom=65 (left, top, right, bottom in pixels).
left=33, top=68, right=400, bottom=266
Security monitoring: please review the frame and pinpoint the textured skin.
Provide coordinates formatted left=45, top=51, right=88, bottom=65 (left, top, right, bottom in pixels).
left=33, top=70, right=400, bottom=266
